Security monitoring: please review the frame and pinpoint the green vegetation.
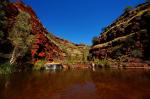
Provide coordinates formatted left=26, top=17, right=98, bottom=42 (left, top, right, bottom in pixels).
left=101, top=27, right=108, bottom=32
left=0, top=31, right=4, bottom=39
left=0, top=62, right=15, bottom=74
left=0, top=0, right=15, bottom=74
left=33, top=60, right=46, bottom=70
left=92, top=33, right=135, bottom=49
left=143, top=12, right=150, bottom=22
left=46, top=33, right=89, bottom=64
left=124, top=6, right=133, bottom=12
left=81, top=47, right=89, bottom=63
left=8, top=11, right=34, bottom=64
left=63, top=47, right=89, bottom=65
left=0, top=0, right=8, bottom=40
left=93, top=58, right=110, bottom=68
left=92, top=36, right=99, bottom=46
left=131, top=49, right=143, bottom=58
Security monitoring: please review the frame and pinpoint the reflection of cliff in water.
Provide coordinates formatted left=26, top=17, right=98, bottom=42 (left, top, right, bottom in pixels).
left=91, top=69, right=150, bottom=99
left=0, top=69, right=150, bottom=99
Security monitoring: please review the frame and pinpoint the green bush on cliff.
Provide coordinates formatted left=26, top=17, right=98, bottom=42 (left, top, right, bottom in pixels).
left=92, top=36, right=99, bottom=46
left=101, top=27, right=108, bottom=32
left=0, top=0, right=9, bottom=6
left=131, top=49, right=143, bottom=58
left=34, top=60, right=46, bottom=70
left=0, top=62, right=15, bottom=74
left=0, top=1, right=7, bottom=40
left=0, top=31, right=4, bottom=39
left=143, top=12, right=150, bottom=22
left=124, top=6, right=133, bottom=12
left=0, top=10, right=5, bottom=18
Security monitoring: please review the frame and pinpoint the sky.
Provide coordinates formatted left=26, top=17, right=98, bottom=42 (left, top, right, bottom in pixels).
left=23, top=0, right=145, bottom=45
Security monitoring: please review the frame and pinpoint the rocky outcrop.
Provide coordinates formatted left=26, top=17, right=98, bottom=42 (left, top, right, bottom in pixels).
left=89, top=2, right=150, bottom=61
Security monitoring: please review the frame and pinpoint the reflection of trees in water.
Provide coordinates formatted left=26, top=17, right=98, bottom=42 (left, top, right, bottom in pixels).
left=0, top=70, right=92, bottom=99
left=0, top=75, right=10, bottom=98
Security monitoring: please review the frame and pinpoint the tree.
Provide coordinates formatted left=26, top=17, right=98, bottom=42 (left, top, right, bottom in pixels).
left=9, top=11, right=35, bottom=64
left=0, top=0, right=9, bottom=40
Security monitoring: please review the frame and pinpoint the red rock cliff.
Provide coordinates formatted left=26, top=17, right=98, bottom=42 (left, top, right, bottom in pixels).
left=9, top=2, right=64, bottom=63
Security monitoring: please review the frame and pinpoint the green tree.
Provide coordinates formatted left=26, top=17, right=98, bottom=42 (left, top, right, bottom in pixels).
left=8, top=11, right=34, bottom=64
left=0, top=0, right=8, bottom=39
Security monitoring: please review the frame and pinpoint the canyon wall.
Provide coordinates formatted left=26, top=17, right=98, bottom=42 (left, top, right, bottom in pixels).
left=89, top=2, right=150, bottom=61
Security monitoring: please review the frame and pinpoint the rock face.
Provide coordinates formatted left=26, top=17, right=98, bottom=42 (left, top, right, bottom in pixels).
left=89, top=2, right=150, bottom=60
left=0, top=1, right=89, bottom=68
left=13, top=2, right=65, bottom=62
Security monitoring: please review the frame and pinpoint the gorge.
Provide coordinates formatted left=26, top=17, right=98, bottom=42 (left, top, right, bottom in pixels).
left=0, top=0, right=150, bottom=99
left=0, top=0, right=150, bottom=72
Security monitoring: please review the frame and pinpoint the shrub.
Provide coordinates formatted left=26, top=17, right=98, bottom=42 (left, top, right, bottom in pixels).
left=101, top=27, right=107, bottom=32
left=115, top=50, right=122, bottom=57
left=124, top=6, right=133, bottom=12
left=0, top=1, right=7, bottom=38
left=126, top=37, right=135, bottom=46
left=0, top=31, right=4, bottom=39
left=0, top=0, right=9, bottom=6
left=34, top=60, right=46, bottom=70
left=92, top=36, right=99, bottom=46
left=131, top=49, right=143, bottom=58
left=0, top=10, right=5, bottom=18
left=81, top=47, right=89, bottom=62
left=143, top=12, right=150, bottom=22
left=0, top=62, right=15, bottom=74
left=93, top=58, right=110, bottom=68
left=87, top=53, right=93, bottom=61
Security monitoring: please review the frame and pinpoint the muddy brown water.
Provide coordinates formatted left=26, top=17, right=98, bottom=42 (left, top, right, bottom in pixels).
left=0, top=69, right=150, bottom=99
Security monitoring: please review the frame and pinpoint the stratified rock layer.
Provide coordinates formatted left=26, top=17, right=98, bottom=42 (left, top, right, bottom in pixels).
left=90, top=2, right=150, bottom=60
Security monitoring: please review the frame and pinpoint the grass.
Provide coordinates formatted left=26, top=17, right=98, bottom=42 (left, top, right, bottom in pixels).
left=0, top=62, right=15, bottom=74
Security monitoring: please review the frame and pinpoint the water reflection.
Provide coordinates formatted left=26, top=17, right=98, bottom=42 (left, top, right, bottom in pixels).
left=0, top=69, right=150, bottom=99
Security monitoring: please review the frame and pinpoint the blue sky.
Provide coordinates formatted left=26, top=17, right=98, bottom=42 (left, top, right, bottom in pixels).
left=23, top=0, right=145, bottom=45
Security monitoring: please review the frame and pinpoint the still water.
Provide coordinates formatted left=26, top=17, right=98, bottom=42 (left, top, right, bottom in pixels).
left=0, top=69, right=150, bottom=99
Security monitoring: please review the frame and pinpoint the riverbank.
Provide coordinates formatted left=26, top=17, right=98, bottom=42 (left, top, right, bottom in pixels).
left=0, top=58, right=150, bottom=75
left=92, top=57, right=150, bottom=70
